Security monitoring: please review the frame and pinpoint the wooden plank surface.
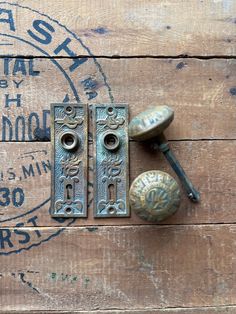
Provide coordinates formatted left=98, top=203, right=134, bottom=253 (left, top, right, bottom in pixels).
left=3, top=309, right=236, bottom=314
left=0, top=0, right=235, bottom=56
left=1, top=225, right=236, bottom=311
left=0, top=58, right=236, bottom=142
left=0, top=140, right=235, bottom=226
left=0, top=0, right=235, bottom=313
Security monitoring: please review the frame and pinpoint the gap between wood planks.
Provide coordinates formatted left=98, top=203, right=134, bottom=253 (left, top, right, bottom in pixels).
left=0, top=55, right=235, bottom=59
left=2, top=304, right=236, bottom=313
left=3, top=220, right=236, bottom=229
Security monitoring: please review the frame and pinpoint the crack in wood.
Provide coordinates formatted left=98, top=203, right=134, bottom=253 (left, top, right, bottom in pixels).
left=11, top=271, right=40, bottom=294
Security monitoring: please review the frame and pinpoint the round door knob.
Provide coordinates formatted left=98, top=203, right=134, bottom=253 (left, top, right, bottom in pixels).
left=129, top=105, right=174, bottom=141
left=129, top=170, right=181, bottom=222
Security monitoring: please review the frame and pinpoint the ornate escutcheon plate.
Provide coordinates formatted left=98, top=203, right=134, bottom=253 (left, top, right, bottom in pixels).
left=93, top=104, right=129, bottom=218
left=50, top=103, right=88, bottom=217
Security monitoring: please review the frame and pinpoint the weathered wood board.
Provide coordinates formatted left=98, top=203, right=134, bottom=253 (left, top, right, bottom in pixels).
left=0, top=58, right=236, bottom=142
left=0, top=140, right=235, bottom=227
left=1, top=225, right=236, bottom=311
left=0, top=0, right=236, bottom=313
left=8, top=310, right=236, bottom=314
left=7, top=310, right=236, bottom=314
left=0, top=0, right=235, bottom=56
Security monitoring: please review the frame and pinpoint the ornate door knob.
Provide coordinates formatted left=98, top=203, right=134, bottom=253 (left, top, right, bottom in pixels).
left=129, top=170, right=181, bottom=222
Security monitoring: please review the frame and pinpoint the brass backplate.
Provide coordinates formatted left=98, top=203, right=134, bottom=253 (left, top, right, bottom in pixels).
left=93, top=104, right=129, bottom=218
left=50, top=103, right=88, bottom=217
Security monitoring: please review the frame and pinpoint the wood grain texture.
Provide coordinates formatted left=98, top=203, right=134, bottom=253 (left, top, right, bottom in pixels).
left=0, top=58, right=236, bottom=142
left=2, top=308, right=236, bottom=314
left=0, top=140, right=235, bottom=226
left=1, top=225, right=236, bottom=311
left=0, top=1, right=235, bottom=312
left=0, top=0, right=235, bottom=56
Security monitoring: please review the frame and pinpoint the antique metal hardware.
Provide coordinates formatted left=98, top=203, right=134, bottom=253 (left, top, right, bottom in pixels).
left=129, top=106, right=200, bottom=202
left=93, top=104, right=129, bottom=218
left=129, top=170, right=181, bottom=222
left=50, top=103, right=88, bottom=217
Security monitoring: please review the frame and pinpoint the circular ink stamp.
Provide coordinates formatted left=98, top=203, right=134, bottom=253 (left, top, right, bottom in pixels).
left=0, top=2, right=113, bottom=255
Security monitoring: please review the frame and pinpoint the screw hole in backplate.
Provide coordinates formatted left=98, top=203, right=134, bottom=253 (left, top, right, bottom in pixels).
left=65, top=207, right=72, bottom=214
left=107, top=106, right=114, bottom=114
left=65, top=105, right=73, bottom=114
left=108, top=206, right=116, bottom=215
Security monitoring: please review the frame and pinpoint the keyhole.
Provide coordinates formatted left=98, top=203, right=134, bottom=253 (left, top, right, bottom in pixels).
left=108, top=184, right=115, bottom=202
left=66, top=184, right=73, bottom=200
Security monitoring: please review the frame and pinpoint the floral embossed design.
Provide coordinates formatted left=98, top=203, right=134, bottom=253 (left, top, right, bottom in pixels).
left=101, top=155, right=122, bottom=177
left=56, top=109, right=83, bottom=129
left=61, top=155, right=81, bottom=177
left=97, top=108, right=124, bottom=130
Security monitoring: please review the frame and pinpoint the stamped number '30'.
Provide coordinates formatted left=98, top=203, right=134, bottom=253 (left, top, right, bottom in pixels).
left=0, top=187, right=25, bottom=207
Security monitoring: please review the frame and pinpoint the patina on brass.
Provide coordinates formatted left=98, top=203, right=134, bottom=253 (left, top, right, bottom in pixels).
left=129, top=170, right=181, bottom=222
left=50, top=103, right=88, bottom=217
left=129, top=105, right=200, bottom=202
left=93, top=104, right=129, bottom=218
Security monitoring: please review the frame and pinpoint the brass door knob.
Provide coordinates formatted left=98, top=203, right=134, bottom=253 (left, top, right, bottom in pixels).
left=129, top=170, right=181, bottom=222
left=129, top=106, right=200, bottom=202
